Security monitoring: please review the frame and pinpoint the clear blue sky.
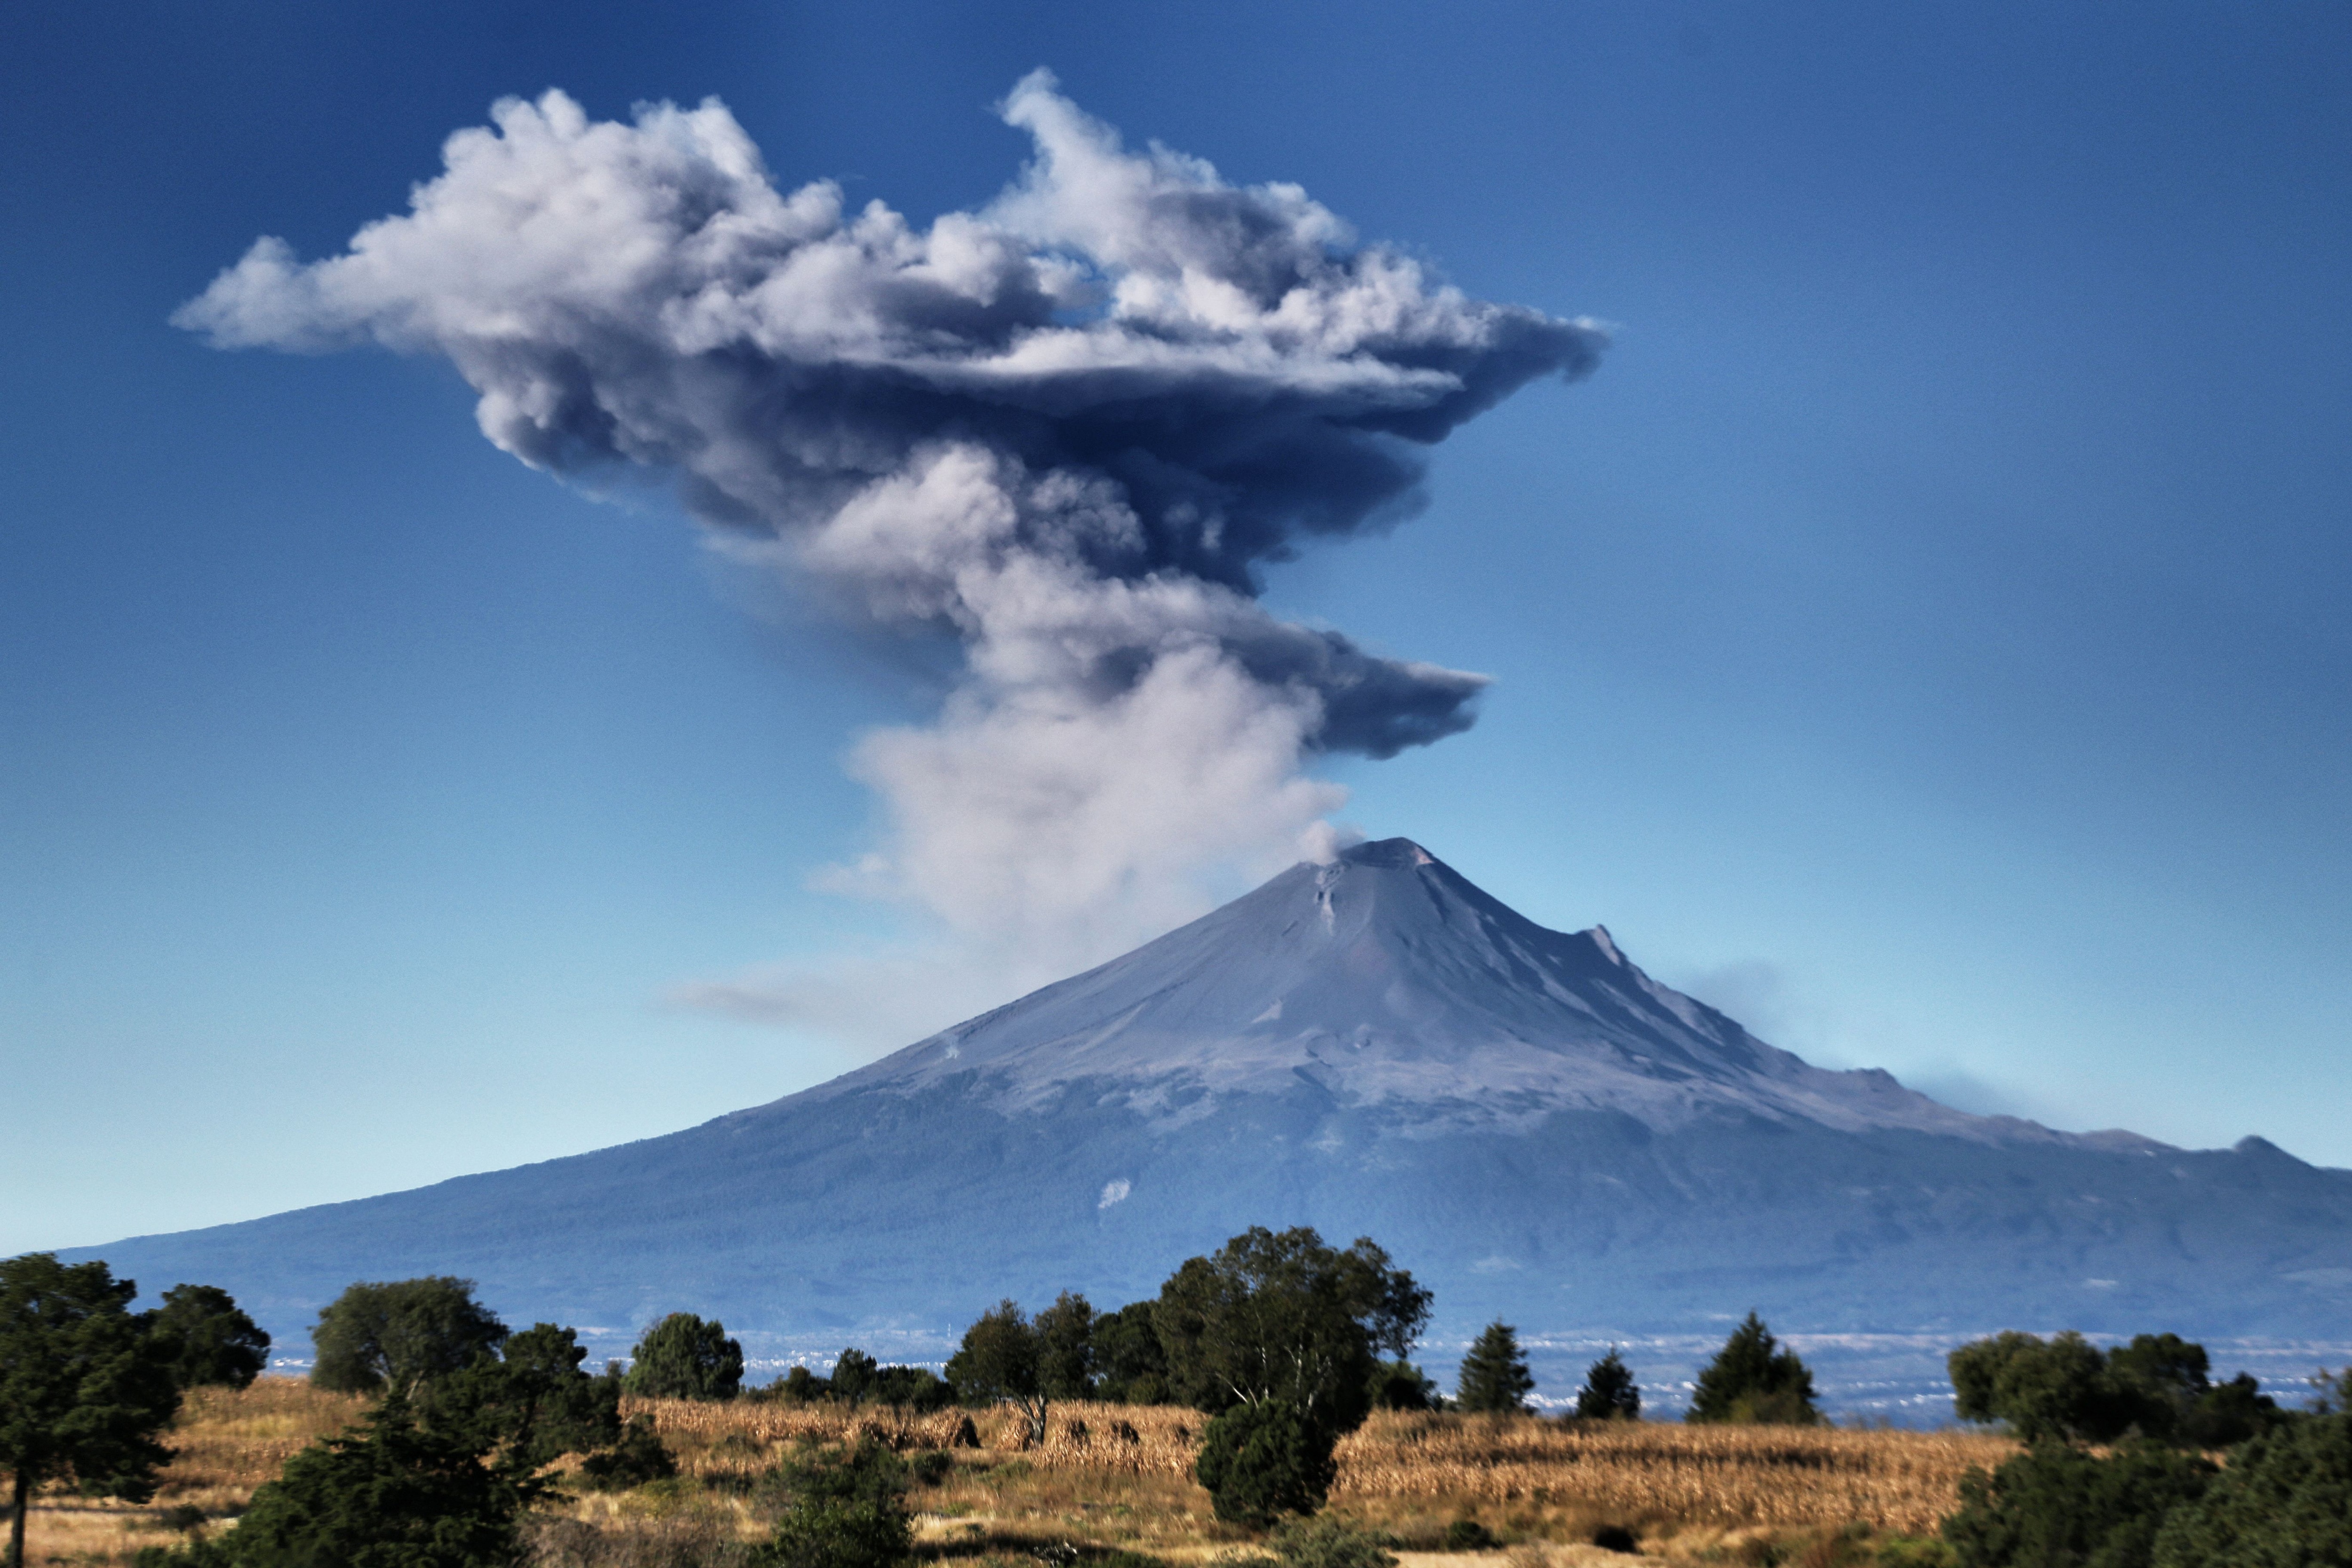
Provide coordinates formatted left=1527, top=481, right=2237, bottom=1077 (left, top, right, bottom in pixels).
left=5, top=0, right=2347, bottom=1257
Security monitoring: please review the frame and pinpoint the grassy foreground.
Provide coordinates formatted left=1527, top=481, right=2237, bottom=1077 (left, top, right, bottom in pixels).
left=20, top=1380, right=2013, bottom=1566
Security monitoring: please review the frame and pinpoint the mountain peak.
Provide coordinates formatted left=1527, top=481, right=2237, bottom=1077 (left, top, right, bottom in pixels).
left=817, top=836, right=2068, bottom=1147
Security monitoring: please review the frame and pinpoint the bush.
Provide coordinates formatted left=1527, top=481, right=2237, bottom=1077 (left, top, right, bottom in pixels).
left=625, top=1313, right=743, bottom=1401
left=1689, top=1313, right=1820, bottom=1426
left=1440, top=1519, right=1496, bottom=1551
left=1941, top=1441, right=2213, bottom=1568
left=1269, top=1516, right=1399, bottom=1568
left=575, top=1417, right=677, bottom=1491
left=152, top=1285, right=271, bottom=1392
left=907, top=1450, right=952, bottom=1487
left=1369, top=1359, right=1442, bottom=1412
left=752, top=1441, right=911, bottom=1568
left=2152, top=1411, right=2352, bottom=1566
left=1194, top=1398, right=1336, bottom=1526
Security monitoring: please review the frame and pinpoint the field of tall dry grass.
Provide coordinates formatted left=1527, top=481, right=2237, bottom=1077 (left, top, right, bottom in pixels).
left=19, top=1381, right=2010, bottom=1566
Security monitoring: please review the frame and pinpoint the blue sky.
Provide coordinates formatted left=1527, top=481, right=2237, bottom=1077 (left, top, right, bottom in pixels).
left=4, top=0, right=2347, bottom=1257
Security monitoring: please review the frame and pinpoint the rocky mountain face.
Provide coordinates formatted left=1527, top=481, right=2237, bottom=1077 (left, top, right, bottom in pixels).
left=71, top=840, right=2352, bottom=1413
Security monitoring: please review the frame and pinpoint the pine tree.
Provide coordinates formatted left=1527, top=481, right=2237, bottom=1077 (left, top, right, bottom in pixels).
left=1454, top=1321, right=1535, bottom=1413
left=1687, top=1313, right=1820, bottom=1425
left=1574, top=1348, right=1641, bottom=1421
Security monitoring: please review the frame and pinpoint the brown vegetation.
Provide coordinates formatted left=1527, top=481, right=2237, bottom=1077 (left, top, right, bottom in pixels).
left=20, top=1380, right=2007, bottom=1566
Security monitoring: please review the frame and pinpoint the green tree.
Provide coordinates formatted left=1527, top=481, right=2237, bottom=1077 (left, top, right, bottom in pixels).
left=0, top=1255, right=183, bottom=1568
left=1949, top=1330, right=2279, bottom=1449
left=1575, top=1348, right=1641, bottom=1421
left=1092, top=1301, right=1170, bottom=1404
left=1035, top=1291, right=1097, bottom=1401
left=830, top=1348, right=878, bottom=1405
left=2153, top=1411, right=2352, bottom=1566
left=428, top=1322, right=629, bottom=1473
left=310, top=1277, right=508, bottom=1396
left=623, top=1313, right=742, bottom=1401
left=866, top=1364, right=953, bottom=1412
left=1688, top=1313, right=1820, bottom=1425
left=1194, top=1399, right=1335, bottom=1526
left=946, top=1300, right=1048, bottom=1445
left=1942, top=1441, right=2212, bottom=1568
left=1154, top=1226, right=1428, bottom=1522
left=151, top=1286, right=270, bottom=1392
left=151, top=1392, right=536, bottom=1568
left=1368, top=1360, right=1441, bottom=1412
left=753, top=1439, right=912, bottom=1568
left=1454, top=1321, right=1535, bottom=1413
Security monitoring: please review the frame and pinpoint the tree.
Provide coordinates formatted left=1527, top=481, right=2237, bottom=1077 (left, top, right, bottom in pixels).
left=1368, top=1360, right=1441, bottom=1412
left=1942, top=1441, right=2213, bottom=1568
left=1688, top=1313, right=1819, bottom=1425
left=1454, top=1321, right=1535, bottom=1414
left=946, top=1300, right=1048, bottom=1445
left=623, top=1313, right=742, bottom=1401
left=1035, top=1291, right=1097, bottom=1401
left=1949, top=1330, right=2281, bottom=1448
left=2153, top=1412, right=2352, bottom=1566
left=829, top=1348, right=877, bottom=1405
left=1154, top=1226, right=1429, bottom=1522
left=151, top=1286, right=270, bottom=1392
left=1092, top=1301, right=1170, bottom=1404
left=310, top=1277, right=508, bottom=1396
left=152, top=1393, right=537, bottom=1568
left=1193, top=1399, right=1335, bottom=1526
left=428, top=1322, right=628, bottom=1473
left=1575, top=1348, right=1641, bottom=1421
left=0, top=1255, right=183, bottom=1568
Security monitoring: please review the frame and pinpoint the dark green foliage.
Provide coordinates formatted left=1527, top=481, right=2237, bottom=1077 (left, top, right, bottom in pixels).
left=1688, top=1313, right=1820, bottom=1425
left=866, top=1364, right=953, bottom=1411
left=575, top=1417, right=676, bottom=1491
left=1574, top=1349, right=1641, bottom=1421
left=1269, top=1515, right=1399, bottom=1568
left=1092, top=1302, right=1171, bottom=1405
left=753, top=1440, right=911, bottom=1568
left=1941, top=1441, right=2213, bottom=1568
left=1454, top=1321, right=1534, bottom=1414
left=0, top=1254, right=183, bottom=1568
left=152, top=1286, right=270, bottom=1392
left=1036, top=1291, right=1097, bottom=1400
left=947, top=1300, right=1049, bottom=1444
left=310, top=1277, right=509, bottom=1396
left=1441, top=1519, right=1496, bottom=1551
left=428, top=1322, right=628, bottom=1473
left=907, top=1450, right=952, bottom=1487
left=1949, top=1331, right=2281, bottom=1448
left=1368, top=1360, right=1441, bottom=1412
left=158, top=1393, right=536, bottom=1568
left=2152, top=1412, right=2352, bottom=1566
left=1193, top=1399, right=1336, bottom=1526
left=770, top=1366, right=828, bottom=1403
left=624, top=1313, right=743, bottom=1401
left=830, top=1348, right=878, bottom=1404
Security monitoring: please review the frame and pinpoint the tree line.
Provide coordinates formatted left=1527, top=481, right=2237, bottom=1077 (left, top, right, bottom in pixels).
left=6, top=1238, right=2348, bottom=1568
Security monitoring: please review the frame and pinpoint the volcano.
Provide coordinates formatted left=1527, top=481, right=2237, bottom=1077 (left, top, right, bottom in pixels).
left=72, top=839, right=2352, bottom=1409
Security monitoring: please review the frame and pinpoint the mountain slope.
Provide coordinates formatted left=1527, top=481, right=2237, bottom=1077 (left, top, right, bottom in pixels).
left=69, top=840, right=2352, bottom=1407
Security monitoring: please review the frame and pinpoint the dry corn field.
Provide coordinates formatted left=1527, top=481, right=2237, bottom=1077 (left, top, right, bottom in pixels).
left=21, top=1381, right=2013, bottom=1566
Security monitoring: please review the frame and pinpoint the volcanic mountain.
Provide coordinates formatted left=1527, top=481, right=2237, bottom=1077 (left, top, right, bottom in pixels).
left=75, top=839, right=2352, bottom=1404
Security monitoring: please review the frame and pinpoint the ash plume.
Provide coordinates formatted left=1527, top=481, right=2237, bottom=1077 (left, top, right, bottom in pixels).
left=177, top=72, right=1604, bottom=1016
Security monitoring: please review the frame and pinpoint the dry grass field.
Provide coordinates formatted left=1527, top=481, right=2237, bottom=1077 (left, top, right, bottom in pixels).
left=18, top=1381, right=2010, bottom=1567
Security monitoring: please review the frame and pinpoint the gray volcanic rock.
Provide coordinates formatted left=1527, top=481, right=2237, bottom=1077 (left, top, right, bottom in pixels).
left=68, top=839, right=2352, bottom=1411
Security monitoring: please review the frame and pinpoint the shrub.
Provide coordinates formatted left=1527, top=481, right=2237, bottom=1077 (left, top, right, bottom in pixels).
left=1441, top=1519, right=1497, bottom=1550
left=2152, top=1411, right=2352, bottom=1566
left=752, top=1440, right=910, bottom=1568
left=907, top=1450, right=952, bottom=1487
left=1369, top=1359, right=1442, bottom=1412
left=1941, top=1441, right=2213, bottom=1568
left=625, top=1313, right=743, bottom=1401
left=1689, top=1313, right=1820, bottom=1426
left=1269, top=1515, right=1399, bottom=1568
left=576, top=1417, right=677, bottom=1491
left=1194, top=1398, right=1336, bottom=1526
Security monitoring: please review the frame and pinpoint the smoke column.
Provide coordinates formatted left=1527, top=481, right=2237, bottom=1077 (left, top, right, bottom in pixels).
left=177, top=73, right=1604, bottom=1032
